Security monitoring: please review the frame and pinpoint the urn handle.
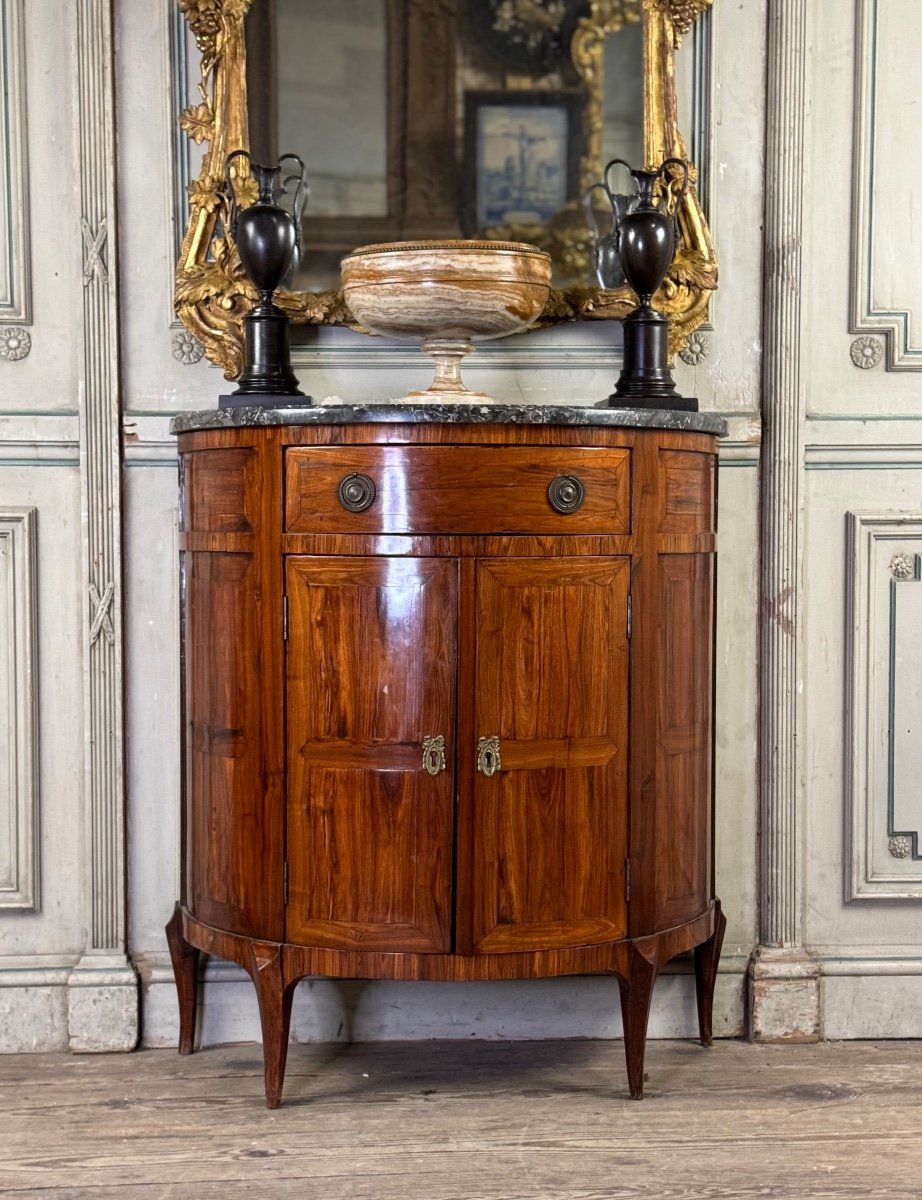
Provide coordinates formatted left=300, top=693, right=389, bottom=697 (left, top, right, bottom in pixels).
left=547, top=474, right=585, bottom=515
left=422, top=735, right=447, bottom=777
left=659, top=157, right=690, bottom=210
left=476, top=736, right=502, bottom=777
left=337, top=472, right=377, bottom=513
left=603, top=157, right=690, bottom=215
left=278, top=152, right=308, bottom=271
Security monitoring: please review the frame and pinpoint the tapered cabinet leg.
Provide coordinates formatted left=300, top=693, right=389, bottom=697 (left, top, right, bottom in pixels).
left=694, top=899, right=727, bottom=1047
left=618, top=945, right=659, bottom=1100
left=165, top=903, right=200, bottom=1055
left=247, top=943, right=297, bottom=1109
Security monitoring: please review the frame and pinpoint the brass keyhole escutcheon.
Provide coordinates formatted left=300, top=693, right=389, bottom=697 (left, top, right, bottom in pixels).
left=547, top=474, right=585, bottom=514
left=422, top=734, right=446, bottom=776
left=476, top=735, right=501, bottom=777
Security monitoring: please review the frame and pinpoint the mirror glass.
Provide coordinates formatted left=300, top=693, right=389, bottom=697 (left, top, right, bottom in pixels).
left=277, top=0, right=388, bottom=218
left=246, top=0, right=644, bottom=292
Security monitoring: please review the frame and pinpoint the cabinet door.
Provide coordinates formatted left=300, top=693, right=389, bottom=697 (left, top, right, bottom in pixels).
left=466, top=557, right=629, bottom=953
left=285, top=557, right=456, bottom=951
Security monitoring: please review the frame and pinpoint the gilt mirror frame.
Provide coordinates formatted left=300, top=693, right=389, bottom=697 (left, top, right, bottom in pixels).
left=175, top=0, right=717, bottom=380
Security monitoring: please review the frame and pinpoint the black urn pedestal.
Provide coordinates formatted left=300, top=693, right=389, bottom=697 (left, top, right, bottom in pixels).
left=219, top=302, right=310, bottom=409
left=608, top=306, right=697, bottom=413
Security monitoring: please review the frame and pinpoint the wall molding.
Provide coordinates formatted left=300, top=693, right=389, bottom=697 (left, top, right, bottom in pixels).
left=805, top=443, right=922, bottom=469
left=0, top=0, right=30, bottom=323
left=0, top=507, right=38, bottom=909
left=811, top=948, right=922, bottom=972
left=846, top=511, right=922, bottom=900
left=849, top=0, right=922, bottom=370
left=290, top=342, right=627, bottom=371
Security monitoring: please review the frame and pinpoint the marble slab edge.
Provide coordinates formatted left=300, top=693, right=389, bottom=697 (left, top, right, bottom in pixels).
left=170, top=403, right=728, bottom=437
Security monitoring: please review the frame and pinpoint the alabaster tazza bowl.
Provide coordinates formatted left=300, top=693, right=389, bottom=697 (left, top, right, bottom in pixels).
left=340, top=240, right=552, bottom=403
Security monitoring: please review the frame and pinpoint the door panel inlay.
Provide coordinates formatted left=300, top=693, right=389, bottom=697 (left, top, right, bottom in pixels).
left=469, top=556, right=629, bottom=952
left=286, top=556, right=457, bottom=951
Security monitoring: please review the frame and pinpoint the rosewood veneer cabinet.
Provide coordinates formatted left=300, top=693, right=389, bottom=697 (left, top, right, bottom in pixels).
left=166, top=404, right=728, bottom=1108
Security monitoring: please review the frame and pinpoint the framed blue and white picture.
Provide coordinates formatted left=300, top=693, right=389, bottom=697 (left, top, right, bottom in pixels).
left=464, top=91, right=583, bottom=233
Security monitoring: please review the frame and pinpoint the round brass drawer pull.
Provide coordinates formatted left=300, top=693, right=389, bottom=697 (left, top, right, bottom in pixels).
left=547, top=474, right=585, bottom=514
left=337, top=472, right=377, bottom=512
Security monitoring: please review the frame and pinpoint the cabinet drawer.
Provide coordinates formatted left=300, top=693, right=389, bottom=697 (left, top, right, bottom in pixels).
left=285, top=446, right=631, bottom=535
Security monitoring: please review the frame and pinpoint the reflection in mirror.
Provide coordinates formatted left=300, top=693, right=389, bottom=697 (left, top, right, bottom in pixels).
left=246, top=1, right=644, bottom=293
left=279, top=0, right=388, bottom=218
left=603, top=22, right=643, bottom=167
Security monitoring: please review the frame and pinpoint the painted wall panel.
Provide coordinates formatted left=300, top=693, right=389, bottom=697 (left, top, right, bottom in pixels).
left=805, top=477, right=922, bottom=954
left=0, top=0, right=30, bottom=323
left=846, top=512, right=922, bottom=899
left=799, top=0, right=922, bottom=995
left=850, top=0, right=922, bottom=370
left=0, top=508, right=37, bottom=908
left=0, top=0, right=80, bottom=399
left=806, top=0, right=922, bottom=416
left=0, top=469, right=85, bottom=961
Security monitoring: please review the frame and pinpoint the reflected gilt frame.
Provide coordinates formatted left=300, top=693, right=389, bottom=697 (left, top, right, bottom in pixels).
left=175, top=0, right=717, bottom=379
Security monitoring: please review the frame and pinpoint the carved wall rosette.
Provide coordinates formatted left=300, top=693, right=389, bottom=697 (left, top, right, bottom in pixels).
left=175, top=0, right=717, bottom=378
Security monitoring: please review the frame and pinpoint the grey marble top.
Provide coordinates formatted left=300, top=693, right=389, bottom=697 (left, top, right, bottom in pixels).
left=170, top=401, right=728, bottom=437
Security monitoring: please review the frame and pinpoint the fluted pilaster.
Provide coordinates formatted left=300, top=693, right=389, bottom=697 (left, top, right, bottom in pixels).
left=759, top=0, right=808, bottom=950
left=69, top=0, right=137, bottom=1051
left=751, top=0, right=819, bottom=1041
left=77, top=0, right=123, bottom=955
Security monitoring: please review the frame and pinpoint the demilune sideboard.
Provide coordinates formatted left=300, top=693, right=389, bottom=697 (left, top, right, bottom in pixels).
left=165, top=402, right=728, bottom=1108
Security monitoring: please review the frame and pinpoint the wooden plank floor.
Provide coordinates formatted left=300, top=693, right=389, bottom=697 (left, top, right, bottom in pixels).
left=2, top=1040, right=922, bottom=1198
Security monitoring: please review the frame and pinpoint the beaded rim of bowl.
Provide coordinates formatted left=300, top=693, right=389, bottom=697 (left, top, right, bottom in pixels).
left=343, top=239, right=551, bottom=262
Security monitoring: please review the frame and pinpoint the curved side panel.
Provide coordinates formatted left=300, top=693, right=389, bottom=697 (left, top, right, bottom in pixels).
left=653, top=551, right=714, bottom=931
left=183, top=549, right=280, bottom=938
